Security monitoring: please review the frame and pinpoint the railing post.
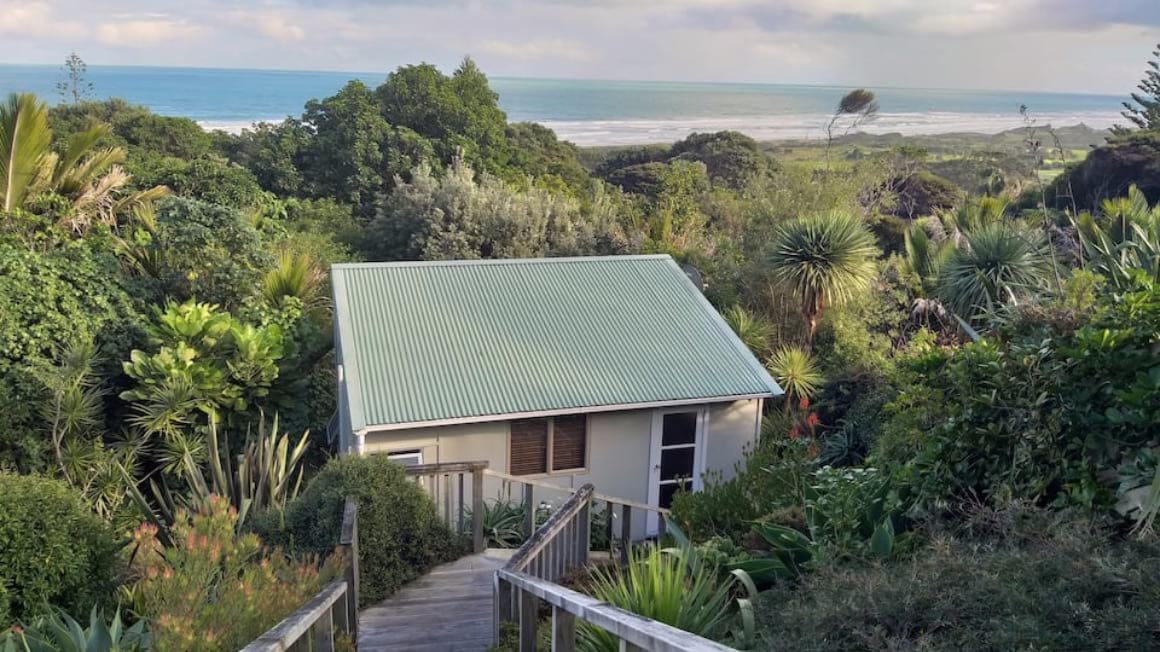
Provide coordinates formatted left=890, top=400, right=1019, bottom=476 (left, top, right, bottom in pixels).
left=495, top=575, right=514, bottom=643
left=519, top=587, right=539, bottom=652
left=577, top=501, right=590, bottom=567
left=334, top=585, right=350, bottom=638
left=619, top=504, right=632, bottom=565
left=458, top=472, right=466, bottom=535
left=523, top=483, right=535, bottom=539
left=605, top=501, right=613, bottom=553
left=341, top=499, right=360, bottom=643
left=312, top=606, right=335, bottom=652
left=473, top=466, right=485, bottom=553
left=552, top=605, right=576, bottom=652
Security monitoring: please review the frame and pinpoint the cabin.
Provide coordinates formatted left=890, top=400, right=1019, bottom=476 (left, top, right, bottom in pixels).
left=331, top=255, right=781, bottom=535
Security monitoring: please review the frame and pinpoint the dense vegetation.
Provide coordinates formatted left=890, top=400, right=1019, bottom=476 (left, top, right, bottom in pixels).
left=1, top=42, right=1159, bottom=650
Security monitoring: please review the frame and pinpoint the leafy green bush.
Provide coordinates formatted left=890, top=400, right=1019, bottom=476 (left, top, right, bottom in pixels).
left=250, top=455, right=462, bottom=606
left=670, top=435, right=814, bottom=542
left=0, top=474, right=119, bottom=622
left=755, top=506, right=1160, bottom=651
left=0, top=241, right=141, bottom=470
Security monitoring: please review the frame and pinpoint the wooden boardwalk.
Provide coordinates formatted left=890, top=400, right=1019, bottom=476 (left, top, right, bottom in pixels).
left=358, top=550, right=512, bottom=651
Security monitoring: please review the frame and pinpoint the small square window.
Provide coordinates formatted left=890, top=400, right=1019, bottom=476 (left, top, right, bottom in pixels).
left=387, top=449, right=423, bottom=467
left=509, top=415, right=588, bottom=475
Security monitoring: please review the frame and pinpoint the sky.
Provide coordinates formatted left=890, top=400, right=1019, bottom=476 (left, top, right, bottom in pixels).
left=0, top=0, right=1156, bottom=94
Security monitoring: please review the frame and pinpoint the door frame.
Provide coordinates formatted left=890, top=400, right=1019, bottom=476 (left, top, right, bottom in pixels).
left=646, top=405, right=709, bottom=535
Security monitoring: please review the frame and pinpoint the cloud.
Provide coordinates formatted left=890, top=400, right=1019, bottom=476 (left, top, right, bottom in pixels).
left=96, top=18, right=209, bottom=47
left=481, top=38, right=593, bottom=62
left=0, top=1, right=86, bottom=39
left=225, top=10, right=307, bottom=42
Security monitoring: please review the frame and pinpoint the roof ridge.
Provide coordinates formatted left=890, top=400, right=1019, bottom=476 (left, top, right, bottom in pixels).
left=332, top=254, right=672, bottom=271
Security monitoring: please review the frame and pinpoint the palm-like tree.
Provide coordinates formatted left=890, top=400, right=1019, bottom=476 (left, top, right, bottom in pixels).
left=0, top=93, right=165, bottom=229
left=767, top=347, right=823, bottom=412
left=937, top=222, right=1050, bottom=318
left=722, top=305, right=776, bottom=359
left=767, top=210, right=878, bottom=346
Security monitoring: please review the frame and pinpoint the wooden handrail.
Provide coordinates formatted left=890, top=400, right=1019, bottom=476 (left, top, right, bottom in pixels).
left=406, top=461, right=487, bottom=553
left=240, top=579, right=350, bottom=652
left=482, top=468, right=671, bottom=515
left=496, top=569, right=735, bottom=652
left=507, top=484, right=594, bottom=573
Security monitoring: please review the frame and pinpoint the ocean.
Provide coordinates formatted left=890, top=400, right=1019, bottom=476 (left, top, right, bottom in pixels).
left=0, top=64, right=1126, bottom=146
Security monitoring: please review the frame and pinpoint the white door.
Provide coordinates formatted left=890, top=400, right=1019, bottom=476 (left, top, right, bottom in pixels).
left=647, top=407, right=707, bottom=535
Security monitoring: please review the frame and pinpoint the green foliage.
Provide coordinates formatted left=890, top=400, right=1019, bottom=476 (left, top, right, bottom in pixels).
left=885, top=171, right=963, bottom=219
left=581, top=546, right=750, bottom=650
left=0, top=474, right=119, bottom=623
left=0, top=240, right=141, bottom=470
left=767, top=347, right=823, bottom=408
left=249, top=455, right=461, bottom=606
left=1046, top=130, right=1160, bottom=211
left=1120, top=42, right=1160, bottom=131
left=1075, top=185, right=1160, bottom=289
left=364, top=158, right=625, bottom=261
left=755, top=506, right=1160, bottom=651
left=0, top=607, right=148, bottom=652
left=472, top=498, right=530, bottom=549
left=120, top=301, right=283, bottom=439
left=767, top=211, right=879, bottom=344
left=126, top=197, right=273, bottom=309
left=130, top=495, right=329, bottom=652
left=129, top=156, right=262, bottom=209
left=49, top=98, right=214, bottom=161
left=669, top=131, right=771, bottom=190
left=937, top=222, right=1050, bottom=319
left=722, top=305, right=776, bottom=358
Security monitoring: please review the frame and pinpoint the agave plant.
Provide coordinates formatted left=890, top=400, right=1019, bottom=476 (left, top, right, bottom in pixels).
left=579, top=545, right=753, bottom=651
left=767, top=347, right=823, bottom=413
left=721, top=305, right=776, bottom=358
left=767, top=211, right=878, bottom=346
left=937, top=222, right=1050, bottom=320
left=0, top=607, right=148, bottom=652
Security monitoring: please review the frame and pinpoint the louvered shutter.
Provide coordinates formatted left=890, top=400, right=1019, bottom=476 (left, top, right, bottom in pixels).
left=509, top=419, right=548, bottom=475
left=551, top=415, right=587, bottom=471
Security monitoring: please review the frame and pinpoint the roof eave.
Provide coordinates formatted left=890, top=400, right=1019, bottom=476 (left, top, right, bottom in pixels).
left=355, top=391, right=781, bottom=436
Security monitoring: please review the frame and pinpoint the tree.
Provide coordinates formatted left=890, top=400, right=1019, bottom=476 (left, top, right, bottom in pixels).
left=826, top=89, right=879, bottom=161
left=1120, top=43, right=1160, bottom=132
left=56, top=52, right=93, bottom=105
left=767, top=211, right=879, bottom=347
left=669, top=131, right=770, bottom=190
left=937, top=223, right=1049, bottom=319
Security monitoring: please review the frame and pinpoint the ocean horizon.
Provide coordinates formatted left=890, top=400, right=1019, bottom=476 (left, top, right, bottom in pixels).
left=0, top=64, right=1127, bottom=146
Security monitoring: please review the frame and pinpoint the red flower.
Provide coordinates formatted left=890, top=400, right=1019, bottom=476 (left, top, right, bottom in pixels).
left=806, top=413, right=820, bottom=427
left=788, top=425, right=801, bottom=440
left=798, top=396, right=810, bottom=410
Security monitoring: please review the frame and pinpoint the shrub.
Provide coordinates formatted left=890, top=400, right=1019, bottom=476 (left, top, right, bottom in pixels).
left=131, top=495, right=329, bottom=652
left=250, top=455, right=462, bottom=606
left=0, top=607, right=148, bottom=651
left=582, top=546, right=750, bottom=650
left=754, top=506, right=1160, bottom=651
left=0, top=474, right=119, bottom=622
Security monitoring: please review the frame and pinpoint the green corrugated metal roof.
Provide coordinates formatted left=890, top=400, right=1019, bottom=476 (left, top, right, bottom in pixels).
left=332, top=255, right=781, bottom=432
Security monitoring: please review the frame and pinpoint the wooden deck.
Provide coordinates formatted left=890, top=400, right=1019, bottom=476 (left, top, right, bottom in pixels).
left=357, top=550, right=512, bottom=651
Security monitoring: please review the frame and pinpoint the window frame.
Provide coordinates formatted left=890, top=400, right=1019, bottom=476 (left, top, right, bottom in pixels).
left=507, top=414, right=591, bottom=477
left=386, top=449, right=424, bottom=467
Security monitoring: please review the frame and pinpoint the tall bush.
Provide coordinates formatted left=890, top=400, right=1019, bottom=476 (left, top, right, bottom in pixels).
left=250, top=455, right=462, bottom=606
left=0, top=474, right=119, bottom=622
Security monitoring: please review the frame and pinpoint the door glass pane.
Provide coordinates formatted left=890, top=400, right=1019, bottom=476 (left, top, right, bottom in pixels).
left=662, top=412, right=697, bottom=446
left=659, top=480, right=693, bottom=509
left=660, top=447, right=694, bottom=481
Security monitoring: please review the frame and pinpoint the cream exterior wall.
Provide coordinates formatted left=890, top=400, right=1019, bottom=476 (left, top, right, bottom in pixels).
left=358, top=400, right=762, bottom=539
